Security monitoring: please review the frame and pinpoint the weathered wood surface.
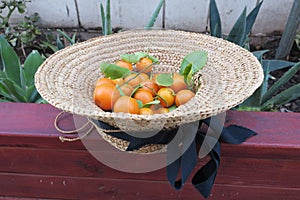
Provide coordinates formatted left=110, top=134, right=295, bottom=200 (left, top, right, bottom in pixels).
left=0, top=102, right=299, bottom=199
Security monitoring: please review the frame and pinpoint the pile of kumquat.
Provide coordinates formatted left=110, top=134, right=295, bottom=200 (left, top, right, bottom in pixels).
left=93, top=51, right=208, bottom=115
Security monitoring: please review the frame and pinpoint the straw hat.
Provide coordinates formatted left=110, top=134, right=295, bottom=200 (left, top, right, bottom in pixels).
left=35, top=29, right=263, bottom=135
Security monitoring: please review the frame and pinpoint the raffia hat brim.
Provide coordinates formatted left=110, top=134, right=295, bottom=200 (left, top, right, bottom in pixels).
left=35, top=29, right=263, bottom=132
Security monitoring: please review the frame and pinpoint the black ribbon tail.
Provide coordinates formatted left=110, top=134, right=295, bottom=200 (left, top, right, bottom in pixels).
left=167, top=139, right=197, bottom=190
left=203, top=118, right=257, bottom=144
left=220, top=125, right=257, bottom=144
left=192, top=141, right=221, bottom=198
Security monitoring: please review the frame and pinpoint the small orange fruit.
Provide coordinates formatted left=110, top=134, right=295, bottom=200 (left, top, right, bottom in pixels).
left=156, top=107, right=169, bottom=114
left=95, top=77, right=114, bottom=87
left=157, top=87, right=175, bottom=108
left=140, top=80, right=159, bottom=96
left=139, top=107, right=154, bottom=115
left=170, top=75, right=188, bottom=93
left=173, top=73, right=184, bottom=80
left=133, top=89, right=154, bottom=104
left=112, top=78, right=124, bottom=86
left=175, top=89, right=195, bottom=107
left=93, top=83, right=120, bottom=111
left=115, top=60, right=133, bottom=70
left=119, top=84, right=134, bottom=96
left=124, top=73, right=142, bottom=88
left=136, top=57, right=153, bottom=73
left=138, top=73, right=150, bottom=81
left=113, top=96, right=139, bottom=114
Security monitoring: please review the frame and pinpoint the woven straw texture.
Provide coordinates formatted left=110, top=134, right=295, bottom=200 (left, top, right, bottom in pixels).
left=35, top=29, right=263, bottom=133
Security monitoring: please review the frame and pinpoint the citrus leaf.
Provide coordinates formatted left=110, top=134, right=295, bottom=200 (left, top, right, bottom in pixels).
left=156, top=73, right=173, bottom=86
left=181, top=63, right=192, bottom=83
left=135, top=52, right=148, bottom=59
left=168, top=104, right=177, bottom=112
left=180, top=51, right=208, bottom=75
left=116, top=84, right=126, bottom=96
left=143, top=99, right=160, bottom=108
left=100, top=62, right=131, bottom=79
left=129, top=84, right=141, bottom=97
left=137, top=99, right=143, bottom=109
left=121, top=54, right=140, bottom=63
left=148, top=55, right=159, bottom=63
left=186, top=67, right=194, bottom=87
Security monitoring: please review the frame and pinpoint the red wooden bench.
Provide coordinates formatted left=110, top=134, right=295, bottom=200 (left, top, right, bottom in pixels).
left=0, top=102, right=299, bottom=199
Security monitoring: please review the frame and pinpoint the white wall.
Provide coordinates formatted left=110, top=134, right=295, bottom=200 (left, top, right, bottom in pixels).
left=8, top=0, right=296, bottom=34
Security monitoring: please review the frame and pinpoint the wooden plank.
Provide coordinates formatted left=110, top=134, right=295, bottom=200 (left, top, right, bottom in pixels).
left=0, top=103, right=300, bottom=199
left=0, top=146, right=299, bottom=189
left=0, top=102, right=299, bottom=155
left=0, top=172, right=299, bottom=200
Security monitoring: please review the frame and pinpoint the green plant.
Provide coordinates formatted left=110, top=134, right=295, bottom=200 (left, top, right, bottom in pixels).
left=39, top=29, right=78, bottom=55
left=145, top=0, right=165, bottom=30
left=295, top=32, right=300, bottom=50
left=0, top=35, right=45, bottom=103
left=238, top=51, right=300, bottom=111
left=209, top=0, right=300, bottom=111
left=0, top=0, right=29, bottom=28
left=5, top=12, right=42, bottom=55
left=209, top=0, right=263, bottom=49
left=100, top=0, right=112, bottom=36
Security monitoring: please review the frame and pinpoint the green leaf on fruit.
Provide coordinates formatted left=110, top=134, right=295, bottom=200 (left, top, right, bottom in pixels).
left=121, top=54, right=140, bottom=63
left=148, top=55, right=159, bottom=63
left=137, top=99, right=143, bottom=109
left=135, top=52, right=148, bottom=60
left=168, top=104, right=177, bottom=112
left=180, top=50, right=207, bottom=86
left=156, top=73, right=173, bottom=86
left=100, top=62, right=131, bottom=79
left=143, top=99, right=160, bottom=108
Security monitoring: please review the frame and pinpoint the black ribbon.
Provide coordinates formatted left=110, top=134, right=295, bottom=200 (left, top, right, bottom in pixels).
left=92, top=118, right=257, bottom=198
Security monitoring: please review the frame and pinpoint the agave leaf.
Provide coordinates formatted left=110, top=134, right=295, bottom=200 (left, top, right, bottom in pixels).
left=227, top=8, right=247, bottom=46
left=262, top=59, right=295, bottom=72
left=245, top=1, right=263, bottom=37
left=0, top=36, right=21, bottom=86
left=56, top=35, right=64, bottom=50
left=25, top=84, right=36, bottom=102
left=252, top=50, right=269, bottom=62
left=71, top=32, right=77, bottom=44
left=35, top=97, right=47, bottom=104
left=100, top=3, right=106, bottom=35
left=105, top=0, right=112, bottom=35
left=146, top=0, right=165, bottom=29
left=0, top=81, right=16, bottom=101
left=23, top=50, right=44, bottom=87
left=29, top=86, right=42, bottom=103
left=240, top=61, right=269, bottom=107
left=40, top=40, right=59, bottom=53
left=209, top=0, right=222, bottom=38
left=261, top=62, right=300, bottom=104
left=0, top=78, right=27, bottom=102
left=57, top=29, right=73, bottom=44
left=0, top=70, right=6, bottom=78
left=0, top=98, right=12, bottom=102
left=261, top=83, right=300, bottom=111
